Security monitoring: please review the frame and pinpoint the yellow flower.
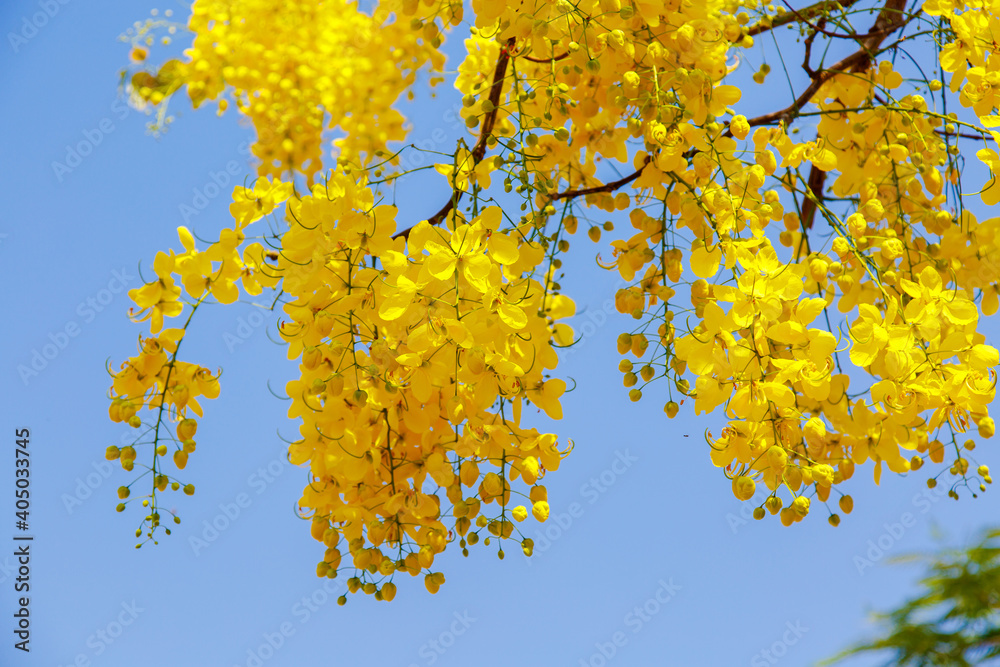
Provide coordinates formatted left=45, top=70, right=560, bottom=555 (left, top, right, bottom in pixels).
left=128, top=252, right=183, bottom=333
left=424, top=224, right=492, bottom=291
left=228, top=177, right=293, bottom=229
left=848, top=304, right=890, bottom=368
left=730, top=114, right=750, bottom=140
left=526, top=379, right=567, bottom=420
left=732, top=475, right=755, bottom=501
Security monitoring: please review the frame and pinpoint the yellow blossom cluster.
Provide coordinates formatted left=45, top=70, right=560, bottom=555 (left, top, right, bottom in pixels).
left=276, top=173, right=573, bottom=600
left=108, top=0, right=999, bottom=592
left=446, top=0, right=745, bottom=208
left=925, top=0, right=1000, bottom=208
left=111, top=170, right=574, bottom=597
left=125, top=0, right=450, bottom=180
left=106, top=321, right=217, bottom=537
left=107, top=182, right=286, bottom=544
left=585, top=1, right=999, bottom=525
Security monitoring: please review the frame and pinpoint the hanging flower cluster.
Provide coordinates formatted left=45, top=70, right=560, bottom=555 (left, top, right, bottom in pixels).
left=111, top=170, right=573, bottom=599
left=109, top=0, right=997, bottom=597
left=277, top=175, right=573, bottom=600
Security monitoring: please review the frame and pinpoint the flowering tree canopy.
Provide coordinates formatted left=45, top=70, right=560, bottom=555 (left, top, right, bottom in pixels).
left=107, top=0, right=996, bottom=603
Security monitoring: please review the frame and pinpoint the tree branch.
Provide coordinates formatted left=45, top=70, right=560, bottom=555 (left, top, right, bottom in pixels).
left=746, top=0, right=911, bottom=128
left=747, top=0, right=860, bottom=37
left=393, top=0, right=912, bottom=243
left=521, top=51, right=570, bottom=63
left=800, top=164, right=827, bottom=229
left=547, top=155, right=653, bottom=202
left=393, top=38, right=515, bottom=240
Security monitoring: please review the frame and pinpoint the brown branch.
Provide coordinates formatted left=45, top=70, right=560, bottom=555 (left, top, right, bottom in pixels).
left=745, top=51, right=865, bottom=128
left=800, top=164, right=827, bottom=229
left=857, top=0, right=908, bottom=62
left=802, top=20, right=821, bottom=77
left=547, top=155, right=653, bottom=202
left=471, top=43, right=514, bottom=165
left=521, top=51, right=570, bottom=63
left=745, top=0, right=908, bottom=235
left=746, top=0, right=911, bottom=129
left=938, top=130, right=997, bottom=141
left=391, top=0, right=911, bottom=244
left=393, top=38, right=516, bottom=241
left=394, top=39, right=648, bottom=239
left=747, top=0, right=860, bottom=37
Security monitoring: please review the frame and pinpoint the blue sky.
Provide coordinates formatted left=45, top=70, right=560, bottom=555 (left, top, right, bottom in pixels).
left=1, top=2, right=998, bottom=666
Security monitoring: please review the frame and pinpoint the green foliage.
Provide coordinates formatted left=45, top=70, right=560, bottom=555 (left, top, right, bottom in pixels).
left=827, top=529, right=1000, bottom=666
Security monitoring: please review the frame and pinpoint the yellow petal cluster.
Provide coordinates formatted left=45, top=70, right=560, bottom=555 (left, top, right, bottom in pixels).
left=275, top=174, right=571, bottom=598
left=108, top=0, right=1000, bottom=590
left=126, top=0, right=448, bottom=180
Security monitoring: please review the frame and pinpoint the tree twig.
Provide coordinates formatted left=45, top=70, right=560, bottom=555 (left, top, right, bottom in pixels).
left=394, top=0, right=912, bottom=242
left=547, top=155, right=653, bottom=202
left=521, top=52, right=570, bottom=63
left=747, top=0, right=860, bottom=37
left=393, top=38, right=516, bottom=240
left=746, top=0, right=911, bottom=128
left=800, top=164, right=827, bottom=229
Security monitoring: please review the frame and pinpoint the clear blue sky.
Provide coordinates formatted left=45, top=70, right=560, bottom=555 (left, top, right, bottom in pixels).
left=1, top=2, right=997, bottom=666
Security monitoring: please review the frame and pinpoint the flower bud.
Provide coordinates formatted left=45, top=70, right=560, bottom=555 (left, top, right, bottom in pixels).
left=177, top=418, right=197, bottom=441
left=732, top=475, right=756, bottom=501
